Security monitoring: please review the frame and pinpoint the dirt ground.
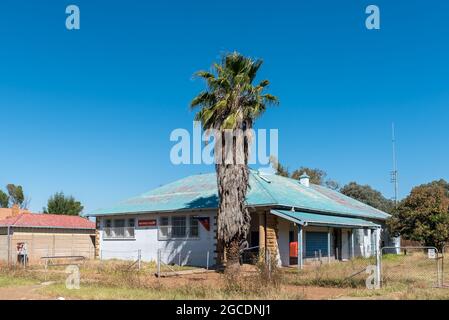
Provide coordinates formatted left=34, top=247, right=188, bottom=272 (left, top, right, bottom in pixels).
left=0, top=269, right=350, bottom=300
left=0, top=285, right=49, bottom=300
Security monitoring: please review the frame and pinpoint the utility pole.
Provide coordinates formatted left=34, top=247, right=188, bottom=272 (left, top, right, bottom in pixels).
left=390, top=123, right=398, bottom=207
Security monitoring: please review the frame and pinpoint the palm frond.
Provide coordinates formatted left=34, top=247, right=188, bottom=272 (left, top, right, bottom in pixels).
left=191, top=52, right=278, bottom=130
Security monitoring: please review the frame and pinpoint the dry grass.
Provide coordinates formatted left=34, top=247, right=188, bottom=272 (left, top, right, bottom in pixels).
left=283, top=257, right=376, bottom=289
left=0, top=254, right=447, bottom=300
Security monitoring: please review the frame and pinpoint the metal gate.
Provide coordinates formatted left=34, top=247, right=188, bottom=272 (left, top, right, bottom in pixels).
left=381, top=246, right=441, bottom=288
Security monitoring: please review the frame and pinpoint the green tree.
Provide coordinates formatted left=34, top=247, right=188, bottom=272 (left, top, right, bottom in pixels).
left=6, top=184, right=25, bottom=208
left=271, top=159, right=340, bottom=189
left=387, top=180, right=449, bottom=250
left=0, top=190, right=8, bottom=208
left=269, top=156, right=289, bottom=177
left=191, top=52, right=278, bottom=266
left=340, top=182, right=394, bottom=213
left=44, top=192, right=84, bottom=216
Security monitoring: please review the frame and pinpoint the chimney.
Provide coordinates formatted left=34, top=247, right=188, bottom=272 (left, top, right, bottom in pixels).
left=299, top=172, right=310, bottom=187
left=11, top=204, right=20, bottom=216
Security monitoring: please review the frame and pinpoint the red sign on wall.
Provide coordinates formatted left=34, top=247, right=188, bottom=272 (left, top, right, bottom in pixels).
left=138, top=219, right=157, bottom=227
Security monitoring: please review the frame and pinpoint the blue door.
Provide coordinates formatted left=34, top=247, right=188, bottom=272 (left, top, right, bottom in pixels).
left=306, top=232, right=328, bottom=258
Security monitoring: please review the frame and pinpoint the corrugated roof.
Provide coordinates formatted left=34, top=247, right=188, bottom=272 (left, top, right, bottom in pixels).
left=0, top=214, right=95, bottom=230
left=271, top=210, right=380, bottom=228
left=88, top=171, right=390, bottom=221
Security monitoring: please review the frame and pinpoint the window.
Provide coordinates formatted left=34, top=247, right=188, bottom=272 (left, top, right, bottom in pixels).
left=158, top=215, right=203, bottom=240
left=127, top=219, right=135, bottom=237
left=113, top=219, right=125, bottom=237
left=114, top=219, right=125, bottom=228
left=104, top=220, right=112, bottom=238
left=159, top=217, right=170, bottom=239
left=189, top=216, right=199, bottom=238
left=103, top=218, right=135, bottom=239
left=172, top=216, right=187, bottom=238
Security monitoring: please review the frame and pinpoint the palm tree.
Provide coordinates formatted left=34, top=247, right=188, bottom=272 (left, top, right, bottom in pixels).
left=191, top=52, right=278, bottom=267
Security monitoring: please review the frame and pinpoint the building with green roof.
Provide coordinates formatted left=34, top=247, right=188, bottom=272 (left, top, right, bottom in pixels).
left=87, top=170, right=398, bottom=267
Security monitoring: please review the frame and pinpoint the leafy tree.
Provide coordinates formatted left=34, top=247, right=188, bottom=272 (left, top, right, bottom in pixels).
left=0, top=190, right=8, bottom=208
left=269, top=156, right=289, bottom=177
left=44, top=192, right=84, bottom=216
left=387, top=180, right=449, bottom=250
left=340, top=182, right=394, bottom=213
left=271, top=159, right=340, bottom=189
left=191, top=52, right=278, bottom=266
left=6, top=184, right=25, bottom=208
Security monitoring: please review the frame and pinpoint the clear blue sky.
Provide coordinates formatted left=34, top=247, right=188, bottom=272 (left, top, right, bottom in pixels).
left=0, top=0, right=448, bottom=213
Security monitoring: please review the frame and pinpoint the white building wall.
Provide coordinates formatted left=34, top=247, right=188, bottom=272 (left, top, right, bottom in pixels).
left=99, top=211, right=216, bottom=267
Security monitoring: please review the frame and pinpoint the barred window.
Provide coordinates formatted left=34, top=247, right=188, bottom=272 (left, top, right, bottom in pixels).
left=189, top=216, right=199, bottom=238
left=159, top=217, right=170, bottom=239
left=172, top=216, right=186, bottom=238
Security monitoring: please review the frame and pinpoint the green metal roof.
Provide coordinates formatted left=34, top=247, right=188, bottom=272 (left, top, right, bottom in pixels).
left=87, top=170, right=390, bottom=221
left=271, top=210, right=380, bottom=228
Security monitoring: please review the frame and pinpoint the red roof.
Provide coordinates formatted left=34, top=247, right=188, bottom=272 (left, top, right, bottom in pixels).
left=0, top=213, right=95, bottom=230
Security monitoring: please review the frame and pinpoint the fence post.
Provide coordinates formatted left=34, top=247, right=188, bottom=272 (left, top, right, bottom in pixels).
left=206, top=251, right=210, bottom=270
left=375, top=229, right=381, bottom=289
left=441, top=245, right=446, bottom=287
left=138, top=249, right=141, bottom=270
left=157, top=249, right=161, bottom=277
left=435, top=248, right=441, bottom=288
left=266, top=249, right=271, bottom=280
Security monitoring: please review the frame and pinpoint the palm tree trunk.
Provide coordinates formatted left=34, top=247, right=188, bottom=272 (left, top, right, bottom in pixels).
left=215, top=129, right=251, bottom=268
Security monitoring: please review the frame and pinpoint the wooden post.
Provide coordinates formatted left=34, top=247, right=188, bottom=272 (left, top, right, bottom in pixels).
left=297, top=225, right=303, bottom=270
left=351, top=230, right=355, bottom=259
left=327, top=229, right=331, bottom=263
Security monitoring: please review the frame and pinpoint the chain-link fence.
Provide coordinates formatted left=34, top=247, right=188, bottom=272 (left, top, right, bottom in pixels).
left=381, top=246, right=441, bottom=289
left=99, top=249, right=142, bottom=269
left=156, top=249, right=211, bottom=277
left=294, top=254, right=377, bottom=288
left=442, top=245, right=449, bottom=288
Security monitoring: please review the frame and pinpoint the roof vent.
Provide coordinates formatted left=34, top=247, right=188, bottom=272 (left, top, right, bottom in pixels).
left=299, top=172, right=310, bottom=187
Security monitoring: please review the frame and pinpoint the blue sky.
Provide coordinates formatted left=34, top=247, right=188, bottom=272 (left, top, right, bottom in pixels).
left=0, top=0, right=448, bottom=213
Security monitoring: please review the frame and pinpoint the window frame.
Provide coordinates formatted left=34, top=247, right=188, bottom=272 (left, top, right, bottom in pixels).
left=189, top=216, right=199, bottom=238
left=157, top=215, right=202, bottom=241
left=103, top=218, right=136, bottom=240
left=171, top=215, right=187, bottom=238
left=158, top=216, right=170, bottom=240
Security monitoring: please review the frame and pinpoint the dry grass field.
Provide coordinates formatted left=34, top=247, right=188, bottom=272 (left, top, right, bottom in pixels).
left=0, top=255, right=448, bottom=300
